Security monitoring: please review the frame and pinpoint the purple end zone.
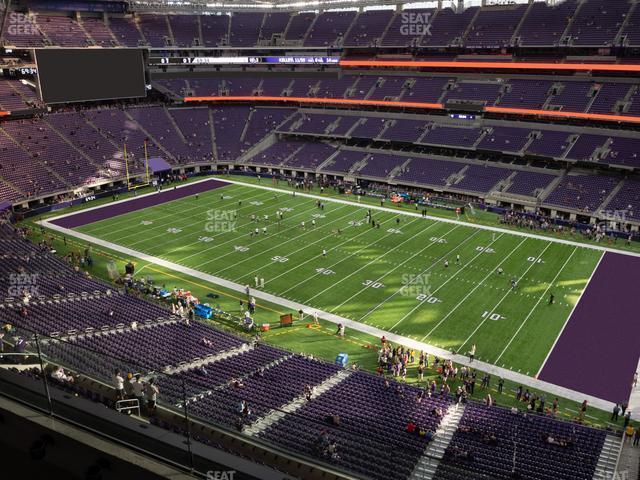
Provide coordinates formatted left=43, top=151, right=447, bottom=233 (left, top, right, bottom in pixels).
left=50, top=179, right=228, bottom=229
left=539, top=252, right=640, bottom=404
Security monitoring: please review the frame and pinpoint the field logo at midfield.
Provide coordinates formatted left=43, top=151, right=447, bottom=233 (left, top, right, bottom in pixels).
left=205, top=209, right=237, bottom=233
left=7, top=9, right=39, bottom=36
left=400, top=11, right=432, bottom=37
left=8, top=273, right=39, bottom=297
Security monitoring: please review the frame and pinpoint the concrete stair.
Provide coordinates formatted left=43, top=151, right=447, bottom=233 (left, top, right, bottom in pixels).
left=410, top=403, right=466, bottom=479
left=123, top=110, right=177, bottom=163
left=593, top=434, right=623, bottom=480
left=559, top=0, right=586, bottom=46
left=163, top=343, right=253, bottom=375
left=177, top=353, right=294, bottom=407
left=244, top=369, right=352, bottom=436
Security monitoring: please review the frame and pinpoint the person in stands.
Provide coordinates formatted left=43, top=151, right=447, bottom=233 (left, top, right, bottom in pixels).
left=130, top=374, right=145, bottom=409
left=146, top=378, right=159, bottom=414
left=113, top=369, right=124, bottom=401
left=51, top=366, right=74, bottom=385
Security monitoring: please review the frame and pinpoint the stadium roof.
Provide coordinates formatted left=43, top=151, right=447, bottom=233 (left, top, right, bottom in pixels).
left=127, top=0, right=400, bottom=11
left=127, top=0, right=540, bottom=13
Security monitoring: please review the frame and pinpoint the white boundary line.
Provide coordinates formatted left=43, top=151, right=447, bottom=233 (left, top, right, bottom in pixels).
left=420, top=236, right=528, bottom=341
left=50, top=175, right=640, bottom=259
left=37, top=220, right=618, bottom=412
left=210, top=178, right=640, bottom=258
left=494, top=246, right=578, bottom=364
left=326, top=223, right=460, bottom=313
left=456, top=241, right=553, bottom=353
left=360, top=228, right=483, bottom=324
left=536, top=251, right=606, bottom=378
left=38, top=176, right=622, bottom=411
left=45, top=176, right=229, bottom=223
left=304, top=218, right=427, bottom=304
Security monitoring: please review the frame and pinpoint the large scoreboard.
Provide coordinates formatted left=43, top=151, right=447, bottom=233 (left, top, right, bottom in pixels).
left=149, top=56, right=340, bottom=66
left=35, top=48, right=147, bottom=104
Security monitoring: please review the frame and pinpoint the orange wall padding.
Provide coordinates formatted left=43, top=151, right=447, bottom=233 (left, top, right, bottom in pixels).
left=184, top=96, right=443, bottom=110
left=183, top=96, right=640, bottom=124
left=339, top=60, right=640, bottom=73
left=485, top=106, right=640, bottom=124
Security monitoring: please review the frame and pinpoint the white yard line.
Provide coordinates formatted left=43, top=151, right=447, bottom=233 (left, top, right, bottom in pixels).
left=138, top=189, right=295, bottom=255
left=80, top=184, right=258, bottom=236
left=328, top=224, right=462, bottom=314
left=115, top=189, right=273, bottom=246
left=420, top=237, right=529, bottom=341
left=234, top=209, right=377, bottom=282
left=360, top=228, right=482, bottom=323
left=211, top=178, right=640, bottom=259
left=494, top=247, right=578, bottom=364
left=37, top=218, right=619, bottom=412
left=457, top=242, right=553, bottom=353
left=264, top=215, right=397, bottom=286
left=39, top=177, right=625, bottom=411
left=302, top=218, right=426, bottom=304
left=177, top=199, right=342, bottom=265
left=275, top=215, right=405, bottom=295
left=55, top=175, right=640, bottom=259
left=536, top=251, right=606, bottom=378
left=215, top=205, right=356, bottom=275
left=385, top=231, right=501, bottom=331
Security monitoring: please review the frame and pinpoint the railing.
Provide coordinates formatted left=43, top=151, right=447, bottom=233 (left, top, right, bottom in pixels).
left=115, top=397, right=141, bottom=416
left=0, top=323, right=365, bottom=480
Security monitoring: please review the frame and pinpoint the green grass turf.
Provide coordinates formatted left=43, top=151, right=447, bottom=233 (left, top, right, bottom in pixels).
left=26, top=222, right=624, bottom=430
left=235, top=175, right=640, bottom=254
left=71, top=181, right=603, bottom=378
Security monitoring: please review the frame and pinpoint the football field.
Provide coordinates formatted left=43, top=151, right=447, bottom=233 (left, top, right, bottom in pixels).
left=67, top=181, right=603, bottom=377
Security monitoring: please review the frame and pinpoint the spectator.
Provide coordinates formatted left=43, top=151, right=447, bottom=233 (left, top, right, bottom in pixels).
left=146, top=378, right=159, bottom=413
left=612, top=403, right=620, bottom=422
left=624, top=411, right=632, bottom=430
left=407, top=421, right=416, bottom=434
left=113, top=369, right=124, bottom=401
left=131, top=374, right=145, bottom=408
left=51, top=366, right=74, bottom=384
